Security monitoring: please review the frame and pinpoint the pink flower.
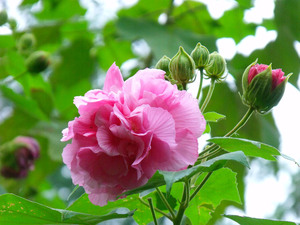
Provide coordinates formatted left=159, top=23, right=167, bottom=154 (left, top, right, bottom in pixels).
left=248, top=64, right=285, bottom=90
left=61, top=63, right=206, bottom=206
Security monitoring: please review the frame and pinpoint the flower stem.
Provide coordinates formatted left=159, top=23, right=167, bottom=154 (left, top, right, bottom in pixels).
left=224, top=107, right=254, bottom=137
left=0, top=70, right=27, bottom=85
left=196, top=68, right=204, bottom=101
left=155, top=187, right=176, bottom=220
left=197, top=107, right=255, bottom=163
left=200, top=78, right=216, bottom=112
left=138, top=197, right=173, bottom=221
left=182, top=82, right=187, bottom=90
left=189, top=172, right=212, bottom=201
left=147, top=198, right=159, bottom=225
left=173, top=181, right=190, bottom=225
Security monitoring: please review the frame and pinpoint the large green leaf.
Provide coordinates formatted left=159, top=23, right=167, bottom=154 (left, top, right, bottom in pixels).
left=67, top=193, right=154, bottom=225
left=124, top=151, right=249, bottom=196
left=208, top=137, right=280, bottom=160
left=116, top=17, right=217, bottom=60
left=0, top=85, right=49, bottom=121
left=225, top=215, right=298, bottom=225
left=0, top=193, right=133, bottom=225
left=275, top=0, right=300, bottom=42
left=186, top=168, right=241, bottom=225
left=34, top=0, right=86, bottom=20
left=50, top=38, right=96, bottom=87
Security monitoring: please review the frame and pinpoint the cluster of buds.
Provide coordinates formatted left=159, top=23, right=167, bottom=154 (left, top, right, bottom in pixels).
left=242, top=61, right=292, bottom=113
left=0, top=136, right=40, bottom=179
left=155, top=42, right=227, bottom=85
left=17, top=33, right=50, bottom=74
left=155, top=42, right=291, bottom=113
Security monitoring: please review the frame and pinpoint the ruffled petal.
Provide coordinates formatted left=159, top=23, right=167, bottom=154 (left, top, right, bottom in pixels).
left=104, top=63, right=124, bottom=93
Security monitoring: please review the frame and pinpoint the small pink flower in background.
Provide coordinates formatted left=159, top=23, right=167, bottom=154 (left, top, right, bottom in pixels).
left=0, top=136, right=40, bottom=179
left=61, top=63, right=206, bottom=206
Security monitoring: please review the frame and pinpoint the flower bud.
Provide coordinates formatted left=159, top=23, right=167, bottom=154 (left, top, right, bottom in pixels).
left=25, top=51, right=50, bottom=74
left=17, top=33, right=36, bottom=56
left=0, top=136, right=40, bottom=179
left=191, top=42, right=210, bottom=69
left=8, top=18, right=17, bottom=30
left=0, top=10, right=8, bottom=26
left=169, top=46, right=196, bottom=84
left=205, top=52, right=227, bottom=80
left=155, top=55, right=171, bottom=76
left=242, top=61, right=292, bottom=113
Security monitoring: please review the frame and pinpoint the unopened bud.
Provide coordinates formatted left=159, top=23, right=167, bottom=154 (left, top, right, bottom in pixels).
left=8, top=18, right=17, bottom=30
left=155, top=55, right=171, bottom=76
left=242, top=61, right=292, bottom=113
left=18, top=33, right=36, bottom=56
left=0, top=10, right=8, bottom=26
left=191, top=42, right=210, bottom=69
left=169, top=46, right=196, bottom=84
left=26, top=51, right=50, bottom=74
left=0, top=136, right=40, bottom=179
left=205, top=52, right=227, bottom=80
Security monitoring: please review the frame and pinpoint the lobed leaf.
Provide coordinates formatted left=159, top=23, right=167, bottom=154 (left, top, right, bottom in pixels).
left=124, top=151, right=249, bottom=196
left=0, top=193, right=133, bottom=225
left=225, top=215, right=298, bottom=225
left=208, top=137, right=281, bottom=161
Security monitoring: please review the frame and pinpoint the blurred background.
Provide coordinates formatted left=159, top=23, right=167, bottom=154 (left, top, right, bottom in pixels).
left=0, top=0, right=299, bottom=224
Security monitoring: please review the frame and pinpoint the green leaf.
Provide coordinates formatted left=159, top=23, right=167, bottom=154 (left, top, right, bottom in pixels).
left=0, top=85, right=49, bottom=121
left=225, top=215, right=298, bottom=225
left=0, top=193, right=133, bottom=225
left=116, top=17, right=217, bottom=60
left=203, top=111, right=226, bottom=122
left=50, top=38, right=96, bottom=87
left=208, top=137, right=281, bottom=161
left=124, top=151, right=249, bottom=196
left=67, top=193, right=154, bottom=225
left=35, top=0, right=86, bottom=20
left=0, top=35, right=16, bottom=48
left=186, top=168, right=241, bottom=225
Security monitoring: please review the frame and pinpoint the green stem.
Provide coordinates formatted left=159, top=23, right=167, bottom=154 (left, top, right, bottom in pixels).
left=182, top=82, right=187, bottom=90
left=139, top=197, right=173, bottom=221
left=0, top=70, right=27, bottom=85
left=147, top=198, right=159, bottom=225
left=196, top=68, right=204, bottom=101
left=197, top=107, right=255, bottom=163
left=200, top=78, right=216, bottom=112
left=189, top=172, right=212, bottom=201
left=173, top=181, right=190, bottom=225
left=156, top=187, right=176, bottom=220
left=224, top=107, right=254, bottom=137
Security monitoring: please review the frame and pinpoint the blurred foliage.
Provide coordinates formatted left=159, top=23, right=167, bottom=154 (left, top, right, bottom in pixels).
left=0, top=0, right=299, bottom=224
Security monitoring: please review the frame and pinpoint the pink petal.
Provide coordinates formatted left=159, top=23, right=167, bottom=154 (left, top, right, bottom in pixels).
left=172, top=129, right=199, bottom=168
left=88, top=185, right=125, bottom=206
left=104, top=63, right=124, bottom=93
left=170, top=91, right=206, bottom=137
left=143, top=107, right=176, bottom=144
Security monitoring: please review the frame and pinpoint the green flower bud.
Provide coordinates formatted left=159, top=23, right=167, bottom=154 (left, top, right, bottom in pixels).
left=242, top=61, right=292, bottom=114
left=169, top=46, right=196, bottom=84
left=25, top=51, right=50, bottom=74
left=191, top=42, right=210, bottom=69
left=155, top=55, right=171, bottom=76
left=17, top=33, right=36, bottom=56
left=205, top=52, right=227, bottom=80
left=0, top=10, right=8, bottom=26
left=8, top=18, right=17, bottom=30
